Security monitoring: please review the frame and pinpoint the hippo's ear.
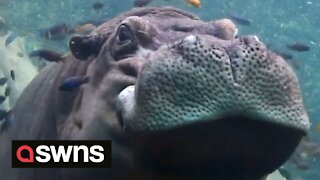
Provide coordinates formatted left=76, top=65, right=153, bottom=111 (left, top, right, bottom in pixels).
left=69, top=35, right=104, bottom=60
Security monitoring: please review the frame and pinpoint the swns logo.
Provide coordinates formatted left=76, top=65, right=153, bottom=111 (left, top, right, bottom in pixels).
left=12, top=140, right=111, bottom=168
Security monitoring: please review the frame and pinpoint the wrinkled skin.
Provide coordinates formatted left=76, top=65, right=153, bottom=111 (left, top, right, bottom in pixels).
left=0, top=7, right=310, bottom=180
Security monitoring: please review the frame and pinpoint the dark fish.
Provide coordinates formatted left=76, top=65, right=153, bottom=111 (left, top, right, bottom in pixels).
left=0, top=95, right=5, bottom=104
left=0, top=77, right=7, bottom=86
left=133, top=0, right=152, bottom=7
left=296, top=163, right=309, bottom=170
left=0, top=16, right=8, bottom=35
left=30, top=49, right=64, bottom=62
left=0, top=110, right=13, bottom=133
left=4, top=86, right=10, bottom=96
left=5, top=32, right=18, bottom=46
left=288, top=59, right=301, bottom=71
left=279, top=52, right=293, bottom=60
left=275, top=51, right=293, bottom=60
left=286, top=43, right=310, bottom=52
left=0, top=109, right=7, bottom=120
left=10, top=70, right=15, bottom=81
left=92, top=2, right=104, bottom=10
left=227, top=13, right=251, bottom=26
left=59, top=76, right=90, bottom=91
left=40, top=23, right=72, bottom=40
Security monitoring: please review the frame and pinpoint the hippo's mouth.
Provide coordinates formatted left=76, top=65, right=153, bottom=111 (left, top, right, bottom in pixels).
left=123, top=113, right=304, bottom=179
left=115, top=88, right=305, bottom=179
left=114, top=34, right=309, bottom=179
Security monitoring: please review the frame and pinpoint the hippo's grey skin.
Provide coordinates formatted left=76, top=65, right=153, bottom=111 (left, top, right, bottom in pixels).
left=0, top=7, right=309, bottom=180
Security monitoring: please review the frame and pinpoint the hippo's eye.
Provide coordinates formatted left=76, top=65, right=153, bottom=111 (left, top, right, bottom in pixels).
left=112, top=24, right=138, bottom=58
left=116, top=24, right=133, bottom=44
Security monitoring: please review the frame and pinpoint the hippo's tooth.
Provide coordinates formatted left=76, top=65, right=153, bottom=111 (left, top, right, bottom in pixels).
left=183, top=35, right=197, bottom=43
left=116, top=85, right=136, bottom=129
left=234, top=28, right=238, bottom=38
left=253, top=35, right=260, bottom=42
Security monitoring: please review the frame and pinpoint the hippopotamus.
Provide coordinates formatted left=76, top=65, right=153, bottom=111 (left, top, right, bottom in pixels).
left=0, top=7, right=310, bottom=180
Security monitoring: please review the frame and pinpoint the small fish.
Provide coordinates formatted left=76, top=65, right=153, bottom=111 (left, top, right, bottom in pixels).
left=276, top=51, right=293, bottom=60
left=133, top=0, right=152, bottom=7
left=0, top=110, right=13, bottom=133
left=0, top=95, right=5, bottom=104
left=29, top=49, right=65, bottom=62
left=185, top=0, right=201, bottom=8
left=59, top=76, right=90, bottom=91
left=92, top=2, right=104, bottom=10
left=0, top=109, right=7, bottom=120
left=280, top=53, right=293, bottom=60
left=0, top=77, right=7, bottom=86
left=4, top=86, right=10, bottom=97
left=72, top=23, right=96, bottom=35
left=10, top=70, right=15, bottom=81
left=228, top=13, right=251, bottom=26
left=0, top=16, right=7, bottom=36
left=40, top=23, right=72, bottom=40
left=289, top=59, right=301, bottom=71
left=296, top=162, right=309, bottom=170
left=5, top=32, right=18, bottom=46
left=287, top=43, right=310, bottom=52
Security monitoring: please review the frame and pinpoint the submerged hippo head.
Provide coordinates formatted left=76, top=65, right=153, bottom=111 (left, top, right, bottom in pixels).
left=4, top=7, right=309, bottom=180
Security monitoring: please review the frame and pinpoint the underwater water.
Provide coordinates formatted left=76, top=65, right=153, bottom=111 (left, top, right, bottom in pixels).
left=0, top=0, right=319, bottom=179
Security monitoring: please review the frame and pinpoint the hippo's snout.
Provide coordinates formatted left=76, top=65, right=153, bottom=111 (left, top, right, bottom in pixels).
left=116, top=34, right=309, bottom=133
left=115, top=33, right=309, bottom=178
